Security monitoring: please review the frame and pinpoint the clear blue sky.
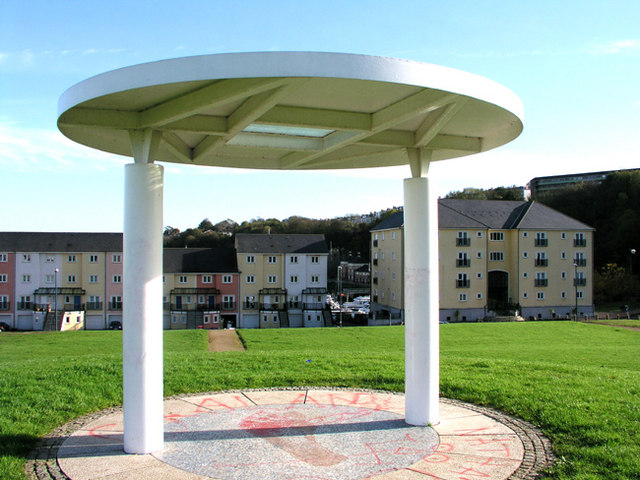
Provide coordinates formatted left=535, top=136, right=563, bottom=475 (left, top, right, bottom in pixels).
left=1, top=1, right=639, bottom=232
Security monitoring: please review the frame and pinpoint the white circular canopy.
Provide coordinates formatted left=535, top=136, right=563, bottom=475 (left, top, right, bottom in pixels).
left=58, top=52, right=523, bottom=170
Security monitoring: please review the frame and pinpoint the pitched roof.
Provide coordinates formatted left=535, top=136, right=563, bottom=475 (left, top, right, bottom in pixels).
left=370, top=200, right=593, bottom=231
left=163, top=248, right=238, bottom=274
left=235, top=234, right=328, bottom=254
left=0, top=232, right=123, bottom=252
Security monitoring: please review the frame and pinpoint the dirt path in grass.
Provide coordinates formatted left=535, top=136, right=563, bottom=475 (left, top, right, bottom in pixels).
left=208, top=329, right=245, bottom=352
left=582, top=321, right=640, bottom=332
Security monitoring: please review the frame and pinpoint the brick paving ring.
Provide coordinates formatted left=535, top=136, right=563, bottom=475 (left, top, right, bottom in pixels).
left=25, top=388, right=555, bottom=480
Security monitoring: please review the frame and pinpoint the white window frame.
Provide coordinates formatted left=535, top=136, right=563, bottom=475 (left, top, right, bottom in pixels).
left=112, top=254, right=122, bottom=263
left=246, top=275, right=255, bottom=284
left=67, top=254, right=76, bottom=263
left=112, top=275, right=121, bottom=284
left=222, top=275, right=232, bottom=284
left=290, top=256, right=298, bottom=264
left=490, top=232, right=504, bottom=241
left=178, top=275, right=188, bottom=284
left=67, top=274, right=76, bottom=283
left=311, top=256, right=319, bottom=264
left=22, top=254, right=31, bottom=262
left=267, top=256, right=277, bottom=264
left=89, top=274, right=99, bottom=283
left=311, top=275, right=319, bottom=283
left=290, top=275, right=298, bottom=283
left=246, top=255, right=255, bottom=263
left=459, top=293, right=467, bottom=301
left=490, top=251, right=504, bottom=261
left=267, top=275, right=277, bottom=284
left=22, top=274, right=31, bottom=283
left=537, top=291, right=545, bottom=300
left=89, top=255, right=99, bottom=263
left=0, top=274, right=7, bottom=283
left=202, top=275, right=212, bottom=284
left=0, top=253, right=7, bottom=263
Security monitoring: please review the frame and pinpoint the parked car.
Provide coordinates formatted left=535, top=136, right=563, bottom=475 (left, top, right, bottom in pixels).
left=0, top=322, right=13, bottom=332
left=109, top=320, right=122, bottom=330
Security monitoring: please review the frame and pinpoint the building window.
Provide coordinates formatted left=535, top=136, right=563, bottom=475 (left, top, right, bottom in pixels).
left=246, top=275, right=255, bottom=284
left=535, top=252, right=548, bottom=267
left=476, top=272, right=482, bottom=279
left=202, top=275, right=212, bottom=284
left=575, top=252, right=587, bottom=266
left=46, top=256, right=54, bottom=263
left=198, top=295, right=205, bottom=304
left=381, top=232, right=385, bottom=241
left=391, top=292, right=396, bottom=301
left=476, top=293, right=483, bottom=299
left=561, top=271, right=567, bottom=279
left=0, top=274, right=7, bottom=283
left=311, top=275, right=319, bottom=283
left=535, top=232, right=548, bottom=247
left=22, top=274, right=32, bottom=283
left=456, top=231, right=470, bottom=246
left=290, top=275, right=298, bottom=283
left=523, top=292, right=528, bottom=299
left=268, top=256, right=277, bottom=264
left=456, top=273, right=470, bottom=288
left=523, top=232, right=529, bottom=238
left=89, top=275, right=99, bottom=283
left=311, top=256, right=319, bottom=264
left=391, top=272, right=396, bottom=280
left=112, top=254, right=121, bottom=263
left=537, top=291, right=545, bottom=300
left=535, top=272, right=548, bottom=287
left=523, top=251, right=529, bottom=258
left=222, top=295, right=234, bottom=309
left=67, top=275, right=76, bottom=283
left=477, top=251, right=483, bottom=259
left=459, top=293, right=467, bottom=301
left=112, top=275, right=121, bottom=283
left=392, top=252, right=396, bottom=260
left=163, top=275, right=166, bottom=284
left=523, top=272, right=529, bottom=278
left=0, top=253, right=7, bottom=262
left=45, top=274, right=55, bottom=284
left=222, top=275, right=232, bottom=284
left=577, top=291, right=584, bottom=299
left=574, top=233, right=587, bottom=247
left=490, top=232, right=504, bottom=241
left=290, top=256, right=298, bottom=264
left=477, top=231, right=483, bottom=237
left=22, top=254, right=31, bottom=262
left=392, top=231, right=396, bottom=240
left=247, top=255, right=255, bottom=264
left=561, top=291, right=567, bottom=299
left=457, top=252, right=470, bottom=267
left=178, top=275, right=188, bottom=284
left=89, top=255, right=99, bottom=263
left=561, top=251, right=567, bottom=259
left=244, top=296, right=256, bottom=309
left=267, top=275, right=277, bottom=284
left=561, top=232, right=567, bottom=239
left=489, top=252, right=504, bottom=261
left=67, top=255, right=76, bottom=263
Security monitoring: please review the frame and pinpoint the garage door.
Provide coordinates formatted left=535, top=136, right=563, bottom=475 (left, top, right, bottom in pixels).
left=17, top=315, right=33, bottom=331
left=86, top=314, right=104, bottom=330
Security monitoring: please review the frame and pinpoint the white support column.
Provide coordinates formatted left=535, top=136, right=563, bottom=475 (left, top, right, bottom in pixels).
left=123, top=130, right=164, bottom=454
left=404, top=148, right=439, bottom=426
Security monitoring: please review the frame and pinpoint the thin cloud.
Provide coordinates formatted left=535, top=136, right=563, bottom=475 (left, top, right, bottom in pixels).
left=589, top=39, right=640, bottom=55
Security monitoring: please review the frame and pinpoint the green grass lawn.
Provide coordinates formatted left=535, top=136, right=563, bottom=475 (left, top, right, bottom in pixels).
left=0, top=322, right=639, bottom=479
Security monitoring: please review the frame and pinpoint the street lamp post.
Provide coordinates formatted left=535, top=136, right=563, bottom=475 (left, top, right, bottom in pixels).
left=573, top=262, right=578, bottom=321
left=54, top=268, right=59, bottom=331
left=629, top=248, right=636, bottom=275
left=337, top=266, right=343, bottom=328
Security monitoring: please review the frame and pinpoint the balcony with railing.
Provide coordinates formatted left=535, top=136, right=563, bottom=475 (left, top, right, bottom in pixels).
left=574, top=258, right=587, bottom=267
left=574, top=278, right=587, bottom=286
left=373, top=258, right=378, bottom=266
left=535, top=258, right=548, bottom=267
left=109, top=301, right=123, bottom=311
left=86, top=301, right=103, bottom=310
left=303, top=302, right=328, bottom=311
left=0, top=301, right=10, bottom=311
left=574, top=238, right=587, bottom=247
left=535, top=238, right=548, bottom=247
left=456, top=258, right=470, bottom=267
left=534, top=279, right=548, bottom=287
left=456, top=279, right=470, bottom=288
left=259, top=303, right=287, bottom=311
left=221, top=302, right=236, bottom=311
left=456, top=237, right=471, bottom=246
left=17, top=301, right=33, bottom=310
left=373, top=277, right=378, bottom=284
left=373, top=239, right=378, bottom=247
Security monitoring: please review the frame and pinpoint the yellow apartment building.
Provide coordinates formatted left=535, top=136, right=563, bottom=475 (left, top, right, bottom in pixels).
left=370, top=200, right=594, bottom=323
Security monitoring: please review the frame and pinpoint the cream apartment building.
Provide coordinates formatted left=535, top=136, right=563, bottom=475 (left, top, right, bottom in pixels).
left=370, top=200, right=594, bottom=322
left=235, top=234, right=330, bottom=328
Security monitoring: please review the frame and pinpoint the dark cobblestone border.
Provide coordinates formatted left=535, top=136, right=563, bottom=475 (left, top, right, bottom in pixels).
left=25, top=388, right=554, bottom=480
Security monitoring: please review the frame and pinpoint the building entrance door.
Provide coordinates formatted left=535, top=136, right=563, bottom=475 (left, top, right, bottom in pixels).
left=488, top=271, right=509, bottom=311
